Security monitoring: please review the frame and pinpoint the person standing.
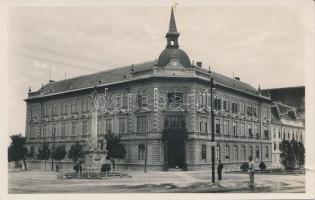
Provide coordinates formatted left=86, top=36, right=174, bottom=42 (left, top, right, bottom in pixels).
left=217, top=160, right=224, bottom=181
left=248, top=156, right=255, bottom=188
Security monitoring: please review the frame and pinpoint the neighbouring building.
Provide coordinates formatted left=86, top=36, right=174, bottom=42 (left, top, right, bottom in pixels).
left=25, top=8, right=273, bottom=171
left=270, top=102, right=304, bottom=168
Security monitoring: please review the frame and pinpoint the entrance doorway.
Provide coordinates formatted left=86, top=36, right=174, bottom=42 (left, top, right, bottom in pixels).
left=167, top=140, right=186, bottom=169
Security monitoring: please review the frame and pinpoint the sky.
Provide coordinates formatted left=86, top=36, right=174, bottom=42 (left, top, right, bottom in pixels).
left=7, top=5, right=308, bottom=136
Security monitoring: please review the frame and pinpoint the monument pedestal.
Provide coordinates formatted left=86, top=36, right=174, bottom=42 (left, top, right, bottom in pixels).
left=84, top=148, right=108, bottom=172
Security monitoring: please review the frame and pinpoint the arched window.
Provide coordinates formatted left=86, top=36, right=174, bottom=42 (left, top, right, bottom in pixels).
left=138, top=144, right=145, bottom=159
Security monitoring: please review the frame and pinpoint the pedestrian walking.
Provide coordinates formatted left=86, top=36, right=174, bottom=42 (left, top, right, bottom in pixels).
left=248, top=156, right=255, bottom=188
left=217, top=160, right=224, bottom=181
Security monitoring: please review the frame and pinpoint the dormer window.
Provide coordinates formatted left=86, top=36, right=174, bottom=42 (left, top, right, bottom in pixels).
left=170, top=40, right=175, bottom=46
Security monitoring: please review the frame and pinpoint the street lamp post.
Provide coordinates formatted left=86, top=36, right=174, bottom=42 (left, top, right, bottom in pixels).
left=51, top=132, right=56, bottom=171
left=210, top=77, right=215, bottom=184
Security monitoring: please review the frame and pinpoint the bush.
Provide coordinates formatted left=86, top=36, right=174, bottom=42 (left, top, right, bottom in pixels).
left=240, top=162, right=249, bottom=172
left=259, top=162, right=266, bottom=170
left=101, top=163, right=111, bottom=173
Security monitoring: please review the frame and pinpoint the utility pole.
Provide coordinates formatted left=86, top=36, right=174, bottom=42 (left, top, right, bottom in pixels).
left=210, top=77, right=215, bottom=184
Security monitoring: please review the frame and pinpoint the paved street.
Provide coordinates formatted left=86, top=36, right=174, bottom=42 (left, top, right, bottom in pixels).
left=8, top=170, right=305, bottom=193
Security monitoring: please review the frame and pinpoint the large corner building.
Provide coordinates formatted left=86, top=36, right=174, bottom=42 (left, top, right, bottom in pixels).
left=25, top=8, right=273, bottom=171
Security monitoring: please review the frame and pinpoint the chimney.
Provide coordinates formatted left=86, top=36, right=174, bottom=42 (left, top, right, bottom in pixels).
left=196, top=61, right=202, bottom=67
left=235, top=77, right=240, bottom=81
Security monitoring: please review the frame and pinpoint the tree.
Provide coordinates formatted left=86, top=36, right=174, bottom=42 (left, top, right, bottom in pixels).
left=296, top=142, right=305, bottom=166
left=52, top=145, right=66, bottom=164
left=68, top=143, right=85, bottom=162
left=279, top=139, right=296, bottom=170
left=37, top=142, right=51, bottom=171
left=8, top=134, right=29, bottom=171
left=105, top=132, right=126, bottom=171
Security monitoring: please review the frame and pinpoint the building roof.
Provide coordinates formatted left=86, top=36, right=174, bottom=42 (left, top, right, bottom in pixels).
left=28, top=60, right=267, bottom=100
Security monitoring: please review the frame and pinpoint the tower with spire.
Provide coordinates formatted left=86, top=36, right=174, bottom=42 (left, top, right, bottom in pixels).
left=157, top=7, right=191, bottom=68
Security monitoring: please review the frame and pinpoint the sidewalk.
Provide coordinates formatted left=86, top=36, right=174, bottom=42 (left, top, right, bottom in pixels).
left=8, top=170, right=305, bottom=193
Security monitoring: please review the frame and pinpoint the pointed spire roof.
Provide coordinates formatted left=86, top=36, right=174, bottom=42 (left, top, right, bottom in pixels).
left=168, top=7, right=178, bottom=33
left=166, top=7, right=179, bottom=36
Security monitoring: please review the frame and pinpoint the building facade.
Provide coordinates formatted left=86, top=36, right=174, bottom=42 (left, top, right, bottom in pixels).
left=25, top=8, right=272, bottom=171
left=270, top=102, right=304, bottom=169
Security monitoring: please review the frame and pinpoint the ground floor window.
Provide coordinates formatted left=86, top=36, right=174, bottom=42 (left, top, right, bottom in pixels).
left=201, top=144, right=207, bottom=160
left=224, top=145, right=230, bottom=159
left=216, top=145, right=220, bottom=159
left=138, top=144, right=145, bottom=159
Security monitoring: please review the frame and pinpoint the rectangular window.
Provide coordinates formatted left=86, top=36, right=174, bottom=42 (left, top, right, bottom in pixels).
left=222, top=99, right=228, bottom=111
left=233, top=121, right=237, bottom=136
left=249, top=146, right=253, bottom=157
left=137, top=116, right=148, bottom=133
left=232, top=102, right=238, bottom=113
left=43, top=124, right=47, bottom=138
left=167, top=115, right=185, bottom=128
left=255, top=124, right=259, bottom=139
left=247, top=104, right=253, bottom=116
left=105, top=119, right=113, bottom=134
left=240, top=122, right=245, bottom=137
left=234, top=146, right=238, bottom=160
left=216, top=145, right=220, bottom=159
left=240, top=102, right=245, bottom=114
left=224, top=145, right=230, bottom=159
left=200, top=117, right=208, bottom=133
left=201, top=144, right=207, bottom=160
left=52, top=124, right=57, bottom=137
left=256, top=146, right=260, bottom=159
left=61, top=122, right=66, bottom=137
left=119, top=117, right=126, bottom=134
left=264, top=126, right=269, bottom=138
left=215, top=119, right=220, bottom=134
left=265, top=146, right=269, bottom=158
left=71, top=100, right=76, bottom=113
left=253, top=106, right=257, bottom=117
left=248, top=124, right=253, bottom=138
left=263, top=108, right=268, bottom=119
left=138, top=144, right=145, bottom=159
left=82, top=121, right=88, bottom=136
left=214, top=98, right=221, bottom=110
left=71, top=121, right=77, bottom=136
left=242, top=146, right=246, bottom=161
left=224, top=120, right=229, bottom=135
left=82, top=98, right=89, bottom=113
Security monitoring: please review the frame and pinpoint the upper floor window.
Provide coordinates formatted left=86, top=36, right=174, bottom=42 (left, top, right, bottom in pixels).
left=200, top=117, right=208, bottom=133
left=263, top=108, right=268, bottom=119
left=240, top=122, right=245, bottom=137
left=214, top=97, right=222, bottom=110
left=201, top=144, right=207, bottom=160
left=168, top=93, right=183, bottom=111
left=264, top=126, right=269, bottom=138
left=81, top=98, right=90, bottom=113
left=71, top=100, right=77, bottom=113
left=82, top=121, right=88, bottom=136
left=255, top=124, right=259, bottom=139
left=233, top=121, right=237, bottom=136
left=136, top=95, right=149, bottom=110
left=215, top=119, right=221, bottom=134
left=222, top=98, right=229, bottom=111
left=224, top=120, right=229, bottom=135
left=137, top=115, right=148, bottom=133
left=248, top=124, right=253, bottom=138
left=61, top=122, right=66, bottom=137
left=231, top=101, right=238, bottom=113
left=71, top=121, right=77, bottom=136
left=52, top=104, right=59, bottom=116
left=61, top=102, right=68, bottom=115
left=240, top=102, right=245, bottom=114
left=52, top=123, right=57, bottom=137
left=247, top=104, right=253, bottom=116
left=43, top=106, right=48, bottom=117
left=167, top=115, right=185, bottom=129
left=242, top=146, right=246, bottom=161
left=43, top=124, right=47, bottom=138
left=253, top=106, right=257, bottom=117
left=274, top=142, right=277, bottom=150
